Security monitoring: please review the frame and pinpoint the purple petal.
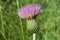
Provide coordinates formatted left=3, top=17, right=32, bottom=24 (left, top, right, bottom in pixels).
left=18, top=4, right=42, bottom=19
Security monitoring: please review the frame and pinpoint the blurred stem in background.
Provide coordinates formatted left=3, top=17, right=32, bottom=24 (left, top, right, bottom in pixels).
left=45, top=31, right=47, bottom=40
left=0, top=5, right=7, bottom=40
left=16, top=0, right=25, bottom=40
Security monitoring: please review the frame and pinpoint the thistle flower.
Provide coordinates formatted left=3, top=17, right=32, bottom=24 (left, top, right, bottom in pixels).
left=18, top=4, right=42, bottom=35
left=18, top=4, right=42, bottom=19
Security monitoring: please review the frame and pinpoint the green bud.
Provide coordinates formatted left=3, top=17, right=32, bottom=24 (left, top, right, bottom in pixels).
left=26, top=19, right=39, bottom=35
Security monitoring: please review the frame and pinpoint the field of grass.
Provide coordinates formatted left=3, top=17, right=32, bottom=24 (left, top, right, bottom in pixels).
left=0, top=0, right=60, bottom=40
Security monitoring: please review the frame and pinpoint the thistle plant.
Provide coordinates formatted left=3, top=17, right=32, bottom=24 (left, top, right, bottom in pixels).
left=18, top=4, right=42, bottom=35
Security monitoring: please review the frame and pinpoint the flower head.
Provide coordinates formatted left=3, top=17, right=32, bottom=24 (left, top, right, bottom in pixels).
left=18, top=4, right=42, bottom=19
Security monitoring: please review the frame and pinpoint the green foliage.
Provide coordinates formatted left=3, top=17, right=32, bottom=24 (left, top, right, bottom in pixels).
left=0, top=0, right=60, bottom=40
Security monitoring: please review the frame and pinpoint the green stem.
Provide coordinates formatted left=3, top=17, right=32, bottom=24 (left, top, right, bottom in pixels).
left=0, top=6, right=7, bottom=40
left=16, top=0, right=25, bottom=40
left=45, top=31, right=47, bottom=40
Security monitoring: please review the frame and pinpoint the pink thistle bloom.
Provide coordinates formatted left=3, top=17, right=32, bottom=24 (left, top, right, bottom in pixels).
left=18, top=4, right=42, bottom=19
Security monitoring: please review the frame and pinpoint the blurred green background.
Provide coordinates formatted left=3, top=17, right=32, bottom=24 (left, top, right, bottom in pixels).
left=0, top=0, right=60, bottom=40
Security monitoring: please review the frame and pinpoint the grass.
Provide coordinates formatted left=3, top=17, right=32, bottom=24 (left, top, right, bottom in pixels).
left=0, top=0, right=60, bottom=40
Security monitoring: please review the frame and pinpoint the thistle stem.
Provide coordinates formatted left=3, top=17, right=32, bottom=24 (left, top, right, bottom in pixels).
left=33, top=33, right=36, bottom=40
